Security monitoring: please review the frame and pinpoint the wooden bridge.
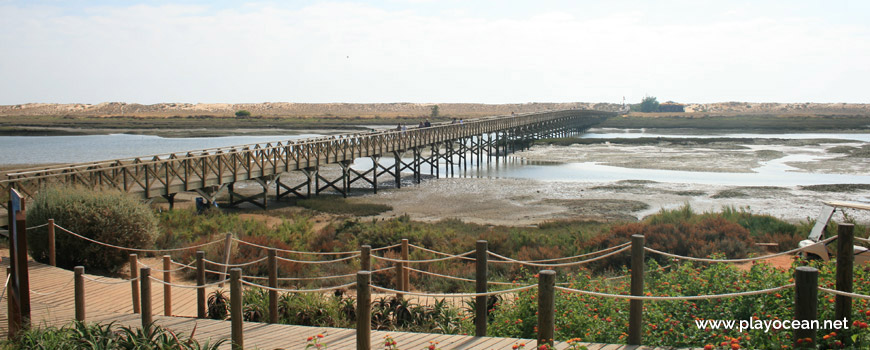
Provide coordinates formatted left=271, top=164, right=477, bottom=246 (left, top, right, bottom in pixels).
left=0, top=109, right=613, bottom=209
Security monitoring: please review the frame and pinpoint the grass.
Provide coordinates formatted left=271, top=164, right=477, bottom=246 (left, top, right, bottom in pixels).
left=599, top=113, right=870, bottom=130
left=800, top=183, right=870, bottom=192
left=295, top=196, right=393, bottom=216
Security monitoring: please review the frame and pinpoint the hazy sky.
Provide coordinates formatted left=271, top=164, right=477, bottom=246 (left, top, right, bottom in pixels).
left=1, top=0, right=868, bottom=105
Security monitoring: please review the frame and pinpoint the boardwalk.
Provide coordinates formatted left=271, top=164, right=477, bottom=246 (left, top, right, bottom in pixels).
left=0, top=109, right=612, bottom=209
left=1, top=257, right=685, bottom=349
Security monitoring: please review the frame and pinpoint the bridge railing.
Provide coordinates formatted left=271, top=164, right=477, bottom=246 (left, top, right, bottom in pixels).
left=0, top=109, right=612, bottom=203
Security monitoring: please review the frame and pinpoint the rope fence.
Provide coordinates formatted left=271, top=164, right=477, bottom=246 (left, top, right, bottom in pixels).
left=17, top=219, right=869, bottom=349
left=54, top=224, right=225, bottom=253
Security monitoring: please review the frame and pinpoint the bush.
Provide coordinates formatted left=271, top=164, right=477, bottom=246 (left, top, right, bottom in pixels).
left=234, top=110, right=251, bottom=117
left=27, top=186, right=158, bottom=271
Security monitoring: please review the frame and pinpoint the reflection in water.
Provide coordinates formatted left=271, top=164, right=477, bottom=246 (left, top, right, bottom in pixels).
left=0, top=134, right=320, bottom=165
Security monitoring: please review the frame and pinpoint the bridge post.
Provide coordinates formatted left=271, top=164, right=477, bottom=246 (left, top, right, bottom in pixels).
left=230, top=268, right=243, bottom=350
left=163, top=255, right=172, bottom=316
left=140, top=267, right=152, bottom=328
left=370, top=156, right=380, bottom=194
left=393, top=151, right=402, bottom=188
left=48, top=219, right=56, bottom=266
left=537, top=270, right=556, bottom=348
left=475, top=240, right=488, bottom=336
left=795, top=266, right=819, bottom=347
left=129, top=254, right=140, bottom=314
left=835, top=223, right=855, bottom=346
left=629, top=234, right=645, bottom=345
left=356, top=271, right=372, bottom=350
left=74, top=266, right=85, bottom=322
left=196, top=251, right=206, bottom=318
left=413, top=148, right=421, bottom=184
left=268, top=249, right=278, bottom=324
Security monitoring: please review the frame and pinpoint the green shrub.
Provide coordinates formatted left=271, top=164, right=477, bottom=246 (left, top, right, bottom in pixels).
left=0, top=321, right=224, bottom=349
left=27, top=186, right=158, bottom=271
left=234, top=110, right=251, bottom=117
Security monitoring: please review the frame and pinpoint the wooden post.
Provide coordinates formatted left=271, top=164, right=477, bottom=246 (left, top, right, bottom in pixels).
left=140, top=267, right=152, bottom=328
left=537, top=270, right=556, bottom=348
left=401, top=239, right=410, bottom=291
left=360, top=245, right=371, bottom=271
left=230, top=268, right=244, bottom=350
left=835, top=223, right=854, bottom=344
left=268, top=249, right=278, bottom=324
left=129, top=254, right=140, bottom=314
left=6, top=266, right=19, bottom=338
left=795, top=266, right=819, bottom=347
left=357, top=271, right=372, bottom=350
left=12, top=207, right=30, bottom=328
left=475, top=240, right=488, bottom=337
left=220, top=233, right=233, bottom=288
left=196, top=251, right=206, bottom=319
left=74, top=266, right=85, bottom=322
left=162, top=255, right=172, bottom=316
left=47, top=219, right=56, bottom=267
left=629, top=234, right=644, bottom=346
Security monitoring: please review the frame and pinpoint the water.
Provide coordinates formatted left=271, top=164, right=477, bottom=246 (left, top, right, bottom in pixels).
left=0, top=133, right=321, bottom=165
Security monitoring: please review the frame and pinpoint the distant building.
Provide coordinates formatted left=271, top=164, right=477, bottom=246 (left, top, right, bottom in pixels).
left=659, top=102, right=685, bottom=113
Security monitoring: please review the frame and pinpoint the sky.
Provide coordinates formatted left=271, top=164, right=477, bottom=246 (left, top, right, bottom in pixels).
left=1, top=0, right=868, bottom=105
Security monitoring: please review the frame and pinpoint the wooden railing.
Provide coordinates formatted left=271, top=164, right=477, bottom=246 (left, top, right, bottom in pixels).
left=1, top=109, right=613, bottom=206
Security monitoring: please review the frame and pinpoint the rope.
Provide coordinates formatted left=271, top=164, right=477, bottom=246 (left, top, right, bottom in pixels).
left=856, top=237, right=870, bottom=243
left=233, top=238, right=360, bottom=256
left=82, top=275, right=140, bottom=285
left=372, top=250, right=475, bottom=264
left=818, top=287, right=870, bottom=300
left=404, top=267, right=531, bottom=286
left=407, top=244, right=476, bottom=261
left=147, top=276, right=230, bottom=289
left=371, top=243, right=402, bottom=251
left=204, top=257, right=268, bottom=268
left=554, top=284, right=794, bottom=301
left=137, top=260, right=196, bottom=273
left=644, top=236, right=838, bottom=263
left=55, top=224, right=224, bottom=253
left=30, top=276, right=75, bottom=296
left=524, top=242, right=632, bottom=263
left=488, top=246, right=631, bottom=267
left=276, top=254, right=360, bottom=264
left=0, top=274, right=10, bottom=304
left=240, top=279, right=357, bottom=293
left=370, top=284, right=538, bottom=298
left=27, top=223, right=49, bottom=230
left=241, top=267, right=396, bottom=281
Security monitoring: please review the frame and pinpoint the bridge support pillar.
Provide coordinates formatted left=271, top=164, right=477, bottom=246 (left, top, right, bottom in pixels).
left=194, top=184, right=228, bottom=207
left=227, top=175, right=275, bottom=209
left=316, top=161, right=353, bottom=198
left=161, top=193, right=176, bottom=210
left=276, top=167, right=317, bottom=200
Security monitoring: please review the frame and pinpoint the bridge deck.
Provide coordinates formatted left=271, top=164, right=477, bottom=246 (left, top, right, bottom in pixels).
left=1, top=257, right=684, bottom=349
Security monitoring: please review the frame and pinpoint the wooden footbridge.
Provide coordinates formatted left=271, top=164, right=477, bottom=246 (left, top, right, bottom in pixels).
left=0, top=109, right=613, bottom=209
